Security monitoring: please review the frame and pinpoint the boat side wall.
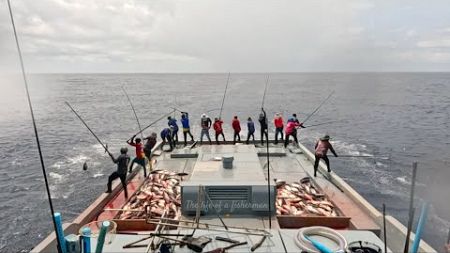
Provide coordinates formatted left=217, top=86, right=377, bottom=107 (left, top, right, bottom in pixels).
left=298, top=143, right=437, bottom=253
left=31, top=142, right=163, bottom=253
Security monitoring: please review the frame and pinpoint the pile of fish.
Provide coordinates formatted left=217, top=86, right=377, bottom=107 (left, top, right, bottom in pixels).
left=117, top=170, right=181, bottom=220
left=275, top=177, right=337, bottom=217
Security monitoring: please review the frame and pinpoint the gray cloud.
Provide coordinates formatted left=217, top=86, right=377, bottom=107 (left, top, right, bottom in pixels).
left=1, top=0, right=450, bottom=73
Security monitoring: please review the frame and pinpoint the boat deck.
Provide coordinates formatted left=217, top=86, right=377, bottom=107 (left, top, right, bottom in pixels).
left=31, top=141, right=438, bottom=253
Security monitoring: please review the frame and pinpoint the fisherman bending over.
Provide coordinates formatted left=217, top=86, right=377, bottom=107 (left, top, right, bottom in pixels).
left=167, top=116, right=179, bottom=146
left=143, top=132, right=157, bottom=171
left=127, top=135, right=147, bottom=177
left=284, top=119, right=301, bottom=148
left=161, top=127, right=174, bottom=151
left=246, top=117, right=255, bottom=144
left=274, top=113, right=284, bottom=144
left=200, top=114, right=212, bottom=144
left=313, top=135, right=338, bottom=177
left=181, top=112, right=194, bottom=146
left=258, top=108, right=268, bottom=145
left=106, top=147, right=130, bottom=198
left=232, top=116, right=241, bottom=143
left=213, top=117, right=225, bottom=144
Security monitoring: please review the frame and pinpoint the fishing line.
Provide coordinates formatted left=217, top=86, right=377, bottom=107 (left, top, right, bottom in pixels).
left=6, top=0, right=62, bottom=252
left=122, top=85, right=144, bottom=141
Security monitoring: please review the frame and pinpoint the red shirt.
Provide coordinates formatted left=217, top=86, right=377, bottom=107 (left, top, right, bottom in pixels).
left=130, top=142, right=144, bottom=159
left=213, top=120, right=223, bottom=133
left=274, top=117, right=284, bottom=128
left=232, top=119, right=241, bottom=132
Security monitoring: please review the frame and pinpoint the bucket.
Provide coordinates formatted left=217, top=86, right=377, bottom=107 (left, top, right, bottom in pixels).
left=222, top=155, right=234, bottom=169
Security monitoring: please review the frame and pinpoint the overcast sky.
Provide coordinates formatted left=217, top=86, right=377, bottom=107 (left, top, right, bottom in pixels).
left=1, top=0, right=450, bottom=73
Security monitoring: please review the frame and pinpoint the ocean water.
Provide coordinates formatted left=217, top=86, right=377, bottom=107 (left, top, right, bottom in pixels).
left=0, top=73, right=449, bottom=252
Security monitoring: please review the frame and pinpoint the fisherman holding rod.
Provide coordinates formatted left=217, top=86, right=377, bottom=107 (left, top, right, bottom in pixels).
left=313, top=135, right=338, bottom=177
left=66, top=102, right=133, bottom=198
left=127, top=135, right=147, bottom=177
left=106, top=147, right=130, bottom=198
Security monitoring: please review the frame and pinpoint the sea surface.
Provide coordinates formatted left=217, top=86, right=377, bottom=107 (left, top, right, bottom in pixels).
left=0, top=73, right=449, bottom=252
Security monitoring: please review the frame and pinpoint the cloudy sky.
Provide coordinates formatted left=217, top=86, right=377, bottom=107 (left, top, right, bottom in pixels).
left=1, top=0, right=450, bottom=73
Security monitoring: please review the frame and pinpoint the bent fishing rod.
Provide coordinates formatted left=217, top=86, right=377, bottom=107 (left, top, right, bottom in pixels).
left=219, top=72, right=231, bottom=119
left=7, top=0, right=63, bottom=252
left=122, top=86, right=144, bottom=141
left=65, top=102, right=113, bottom=158
left=301, top=90, right=335, bottom=124
left=303, top=119, right=347, bottom=128
left=131, top=109, right=176, bottom=139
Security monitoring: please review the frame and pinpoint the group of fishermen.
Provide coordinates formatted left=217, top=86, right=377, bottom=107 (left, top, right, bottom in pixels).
left=105, top=109, right=338, bottom=197
left=159, top=109, right=307, bottom=148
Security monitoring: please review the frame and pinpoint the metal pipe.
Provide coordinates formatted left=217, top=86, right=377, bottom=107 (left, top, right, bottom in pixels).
left=412, top=202, right=429, bottom=253
left=146, top=218, right=270, bottom=233
left=145, top=221, right=271, bottom=237
left=382, top=204, right=387, bottom=253
left=404, top=162, right=418, bottom=253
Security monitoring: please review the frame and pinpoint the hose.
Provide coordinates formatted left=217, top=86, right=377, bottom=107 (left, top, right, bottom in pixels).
left=294, top=226, right=347, bottom=253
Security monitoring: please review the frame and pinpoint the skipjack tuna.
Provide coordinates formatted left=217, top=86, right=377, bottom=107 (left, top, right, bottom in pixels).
left=117, top=170, right=181, bottom=220
left=275, top=177, right=337, bottom=217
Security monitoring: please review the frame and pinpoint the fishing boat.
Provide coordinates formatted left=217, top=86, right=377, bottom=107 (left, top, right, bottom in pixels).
left=31, top=140, right=437, bottom=253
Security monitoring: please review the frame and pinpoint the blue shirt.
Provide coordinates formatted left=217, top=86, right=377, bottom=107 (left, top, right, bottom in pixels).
left=181, top=115, right=190, bottom=128
left=168, top=118, right=179, bottom=131
left=161, top=128, right=171, bottom=139
left=247, top=121, right=255, bottom=133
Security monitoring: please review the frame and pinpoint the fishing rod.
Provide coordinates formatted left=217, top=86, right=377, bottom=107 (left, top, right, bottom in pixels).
left=261, top=75, right=270, bottom=108
left=122, top=86, right=144, bottom=141
left=132, top=109, right=176, bottom=138
left=65, top=102, right=113, bottom=157
left=335, top=155, right=390, bottom=159
left=303, top=120, right=347, bottom=128
left=7, top=0, right=63, bottom=252
left=302, top=90, right=335, bottom=124
left=218, top=72, right=231, bottom=119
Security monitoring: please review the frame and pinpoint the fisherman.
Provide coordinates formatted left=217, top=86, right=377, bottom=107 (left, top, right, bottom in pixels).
left=258, top=108, right=268, bottom=145
left=160, top=127, right=174, bottom=151
left=232, top=116, right=241, bottom=143
left=284, top=119, right=301, bottom=148
left=143, top=132, right=157, bottom=160
left=213, top=117, right=225, bottom=144
left=291, top=113, right=305, bottom=146
left=167, top=116, right=179, bottom=146
left=180, top=112, right=194, bottom=146
left=313, top=135, right=338, bottom=177
left=127, top=135, right=147, bottom=177
left=200, top=113, right=212, bottom=144
left=106, top=147, right=130, bottom=198
left=274, top=113, right=284, bottom=144
left=246, top=117, right=255, bottom=144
